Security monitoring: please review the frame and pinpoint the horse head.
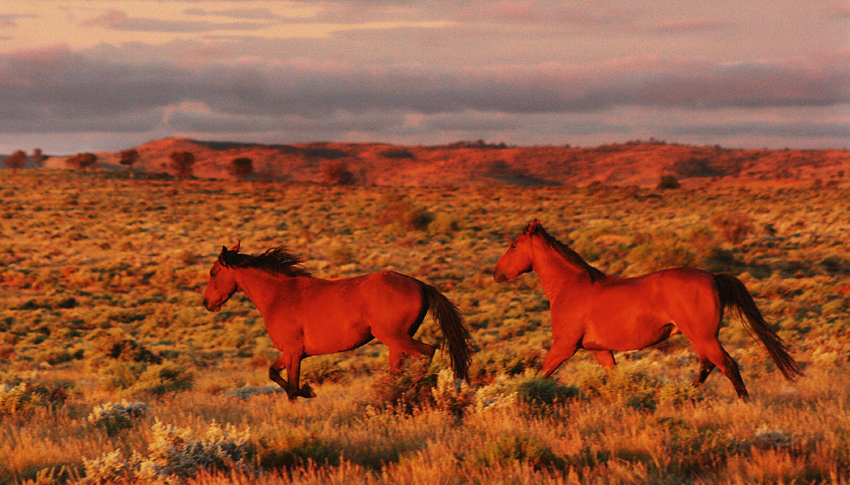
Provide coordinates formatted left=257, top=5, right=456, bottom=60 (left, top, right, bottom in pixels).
left=202, top=242, right=241, bottom=312
left=493, top=219, right=541, bottom=283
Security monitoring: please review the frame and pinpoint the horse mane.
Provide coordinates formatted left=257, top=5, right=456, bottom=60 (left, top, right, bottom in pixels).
left=526, top=220, right=608, bottom=283
left=220, top=247, right=312, bottom=277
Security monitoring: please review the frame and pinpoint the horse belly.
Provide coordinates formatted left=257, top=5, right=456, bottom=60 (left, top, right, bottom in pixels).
left=582, top=313, right=678, bottom=352
left=302, top=318, right=374, bottom=356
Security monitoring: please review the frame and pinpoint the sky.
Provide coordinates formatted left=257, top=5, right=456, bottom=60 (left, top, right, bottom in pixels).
left=1, top=1, right=848, bottom=155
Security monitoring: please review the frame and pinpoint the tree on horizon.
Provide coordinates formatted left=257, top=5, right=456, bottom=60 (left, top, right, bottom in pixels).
left=169, top=151, right=195, bottom=179
left=228, top=157, right=254, bottom=181
left=3, top=150, right=27, bottom=175
left=66, top=152, right=98, bottom=170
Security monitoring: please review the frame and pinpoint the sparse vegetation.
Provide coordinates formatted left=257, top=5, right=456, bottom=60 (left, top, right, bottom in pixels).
left=0, top=169, right=849, bottom=483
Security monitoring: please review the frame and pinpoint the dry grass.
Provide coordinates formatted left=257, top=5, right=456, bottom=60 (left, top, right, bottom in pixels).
left=1, top=170, right=849, bottom=484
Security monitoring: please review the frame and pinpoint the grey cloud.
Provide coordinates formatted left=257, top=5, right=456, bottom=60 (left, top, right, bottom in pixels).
left=2, top=45, right=848, bottom=136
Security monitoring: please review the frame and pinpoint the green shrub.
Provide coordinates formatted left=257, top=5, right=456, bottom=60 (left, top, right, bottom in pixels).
left=472, top=434, right=563, bottom=470
left=516, top=375, right=580, bottom=407
left=127, top=362, right=194, bottom=396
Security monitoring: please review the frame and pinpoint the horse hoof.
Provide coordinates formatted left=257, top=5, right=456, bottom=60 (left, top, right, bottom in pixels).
left=300, top=384, right=317, bottom=398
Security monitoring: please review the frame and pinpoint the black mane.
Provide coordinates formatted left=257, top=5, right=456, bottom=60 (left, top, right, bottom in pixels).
left=220, top=247, right=311, bottom=277
left=526, top=221, right=608, bottom=283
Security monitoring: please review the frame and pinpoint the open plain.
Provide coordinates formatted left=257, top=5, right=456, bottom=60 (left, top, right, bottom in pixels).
left=1, top=164, right=849, bottom=484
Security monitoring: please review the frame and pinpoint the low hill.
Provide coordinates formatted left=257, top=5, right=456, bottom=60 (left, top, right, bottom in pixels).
left=43, top=138, right=850, bottom=186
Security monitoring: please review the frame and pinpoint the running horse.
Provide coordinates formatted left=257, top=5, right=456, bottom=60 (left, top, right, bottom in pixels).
left=493, top=219, right=802, bottom=399
left=203, top=242, right=472, bottom=400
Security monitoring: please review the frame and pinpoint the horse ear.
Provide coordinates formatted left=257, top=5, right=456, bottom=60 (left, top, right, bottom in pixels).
left=232, top=240, right=240, bottom=253
left=526, top=219, right=542, bottom=234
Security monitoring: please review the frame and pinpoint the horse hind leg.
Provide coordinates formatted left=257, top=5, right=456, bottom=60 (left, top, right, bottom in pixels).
left=698, top=341, right=749, bottom=400
left=386, top=338, right=436, bottom=373
left=692, top=356, right=716, bottom=387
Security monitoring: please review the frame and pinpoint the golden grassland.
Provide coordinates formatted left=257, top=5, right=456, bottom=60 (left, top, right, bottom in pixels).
left=1, top=170, right=849, bottom=484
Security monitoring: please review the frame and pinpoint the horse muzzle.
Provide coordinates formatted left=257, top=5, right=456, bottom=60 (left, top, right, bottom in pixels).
left=493, top=268, right=509, bottom=283
left=202, top=298, right=221, bottom=312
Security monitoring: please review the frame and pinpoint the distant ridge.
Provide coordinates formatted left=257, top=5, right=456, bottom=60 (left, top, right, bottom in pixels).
left=41, top=138, right=850, bottom=187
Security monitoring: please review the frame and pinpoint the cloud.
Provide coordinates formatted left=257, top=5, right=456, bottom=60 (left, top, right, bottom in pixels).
left=85, top=9, right=271, bottom=33
left=0, top=13, right=37, bottom=27
left=2, top=42, right=848, bottom=152
left=183, top=7, right=285, bottom=20
left=645, top=19, right=735, bottom=34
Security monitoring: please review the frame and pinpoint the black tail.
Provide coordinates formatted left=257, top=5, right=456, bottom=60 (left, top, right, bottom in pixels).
left=424, top=285, right=473, bottom=381
left=714, top=273, right=803, bottom=380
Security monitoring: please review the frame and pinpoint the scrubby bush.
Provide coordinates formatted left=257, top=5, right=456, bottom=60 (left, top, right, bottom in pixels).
left=93, top=333, right=161, bottom=364
left=430, top=212, right=463, bottom=235
left=377, top=193, right=433, bottom=231
left=129, top=362, right=194, bottom=396
left=83, top=420, right=253, bottom=483
left=657, top=175, right=680, bottom=190
left=321, top=160, right=353, bottom=185
left=471, top=434, right=563, bottom=470
left=516, top=375, right=580, bottom=407
left=431, top=369, right=474, bottom=417
left=370, top=360, right=437, bottom=413
left=87, top=400, right=148, bottom=435
left=0, top=380, right=68, bottom=416
left=257, top=433, right=341, bottom=470
left=711, top=212, right=754, bottom=245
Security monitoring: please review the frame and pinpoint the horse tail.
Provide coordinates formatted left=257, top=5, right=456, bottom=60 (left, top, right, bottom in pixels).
left=714, top=273, right=803, bottom=381
left=424, top=285, right=473, bottom=381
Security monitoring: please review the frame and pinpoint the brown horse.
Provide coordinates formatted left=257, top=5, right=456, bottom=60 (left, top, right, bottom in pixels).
left=203, top=242, right=472, bottom=400
left=493, top=219, right=802, bottom=399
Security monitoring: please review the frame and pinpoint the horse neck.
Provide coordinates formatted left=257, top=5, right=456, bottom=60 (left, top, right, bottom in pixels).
left=530, top=237, right=595, bottom=300
left=233, top=268, right=296, bottom=315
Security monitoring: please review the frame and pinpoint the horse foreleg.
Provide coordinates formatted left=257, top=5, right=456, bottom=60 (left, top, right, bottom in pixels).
left=269, top=353, right=315, bottom=400
left=541, top=341, right=578, bottom=378
left=269, top=355, right=290, bottom=391
left=593, top=350, right=616, bottom=370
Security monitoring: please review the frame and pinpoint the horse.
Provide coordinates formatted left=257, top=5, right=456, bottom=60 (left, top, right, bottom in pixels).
left=493, top=219, right=802, bottom=400
left=202, top=242, right=472, bottom=400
